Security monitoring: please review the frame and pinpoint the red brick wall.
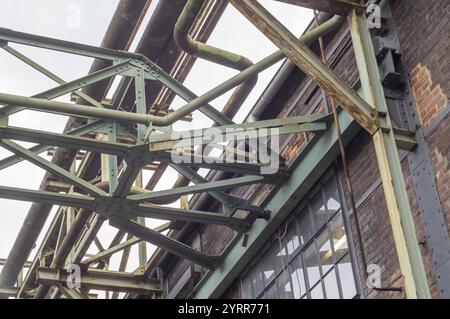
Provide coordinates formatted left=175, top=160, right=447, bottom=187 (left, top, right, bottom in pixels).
left=164, top=2, right=449, bottom=299
left=426, top=113, right=450, bottom=238
left=391, top=0, right=450, bottom=119
left=341, top=131, right=438, bottom=298
left=391, top=1, right=450, bottom=294
left=410, top=64, right=448, bottom=127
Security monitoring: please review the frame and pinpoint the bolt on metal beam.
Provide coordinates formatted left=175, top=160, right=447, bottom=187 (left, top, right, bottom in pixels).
left=349, top=9, right=430, bottom=299
left=229, top=0, right=378, bottom=135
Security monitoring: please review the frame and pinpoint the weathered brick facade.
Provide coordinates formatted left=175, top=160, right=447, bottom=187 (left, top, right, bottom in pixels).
left=163, top=0, right=450, bottom=299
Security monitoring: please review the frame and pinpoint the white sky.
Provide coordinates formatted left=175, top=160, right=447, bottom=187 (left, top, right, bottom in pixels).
left=0, top=0, right=312, bottom=288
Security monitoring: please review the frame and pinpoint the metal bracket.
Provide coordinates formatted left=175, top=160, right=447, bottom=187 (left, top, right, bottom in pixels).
left=377, top=0, right=450, bottom=298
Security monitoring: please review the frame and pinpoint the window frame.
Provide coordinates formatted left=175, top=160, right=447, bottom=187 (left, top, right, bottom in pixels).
left=240, top=169, right=361, bottom=299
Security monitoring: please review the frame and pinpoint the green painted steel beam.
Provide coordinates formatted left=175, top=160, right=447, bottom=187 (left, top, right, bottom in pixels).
left=136, top=16, right=345, bottom=128
left=148, top=114, right=328, bottom=151
left=2, top=45, right=103, bottom=108
left=0, top=139, right=106, bottom=196
left=0, top=28, right=232, bottom=126
left=109, top=216, right=220, bottom=269
left=141, top=68, right=233, bottom=126
left=0, top=185, right=94, bottom=208
left=113, top=163, right=142, bottom=198
left=128, top=175, right=265, bottom=202
left=0, top=60, right=132, bottom=116
left=0, top=126, right=131, bottom=157
left=106, top=122, right=119, bottom=192
left=170, top=164, right=238, bottom=209
left=36, top=267, right=162, bottom=294
left=349, top=10, right=430, bottom=299
left=229, top=0, right=378, bottom=134
left=0, top=92, right=154, bottom=125
left=81, top=222, right=170, bottom=267
left=194, top=104, right=361, bottom=299
left=0, top=120, right=105, bottom=171
left=157, top=151, right=276, bottom=176
left=71, top=214, right=105, bottom=264
left=133, top=204, right=250, bottom=231
left=82, top=237, right=141, bottom=266
left=55, top=283, right=89, bottom=299
left=0, top=286, right=19, bottom=298
left=17, top=210, right=64, bottom=298
left=0, top=16, right=343, bottom=128
left=0, top=27, right=130, bottom=61
left=134, top=67, right=148, bottom=144
left=150, top=113, right=328, bottom=143
left=150, top=123, right=325, bottom=151
left=273, top=0, right=363, bottom=15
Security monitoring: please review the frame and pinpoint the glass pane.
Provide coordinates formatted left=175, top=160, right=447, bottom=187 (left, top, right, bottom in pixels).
left=316, top=228, right=333, bottom=273
left=241, top=274, right=253, bottom=298
left=261, top=249, right=276, bottom=288
left=337, top=254, right=357, bottom=299
left=262, top=282, right=279, bottom=299
left=274, top=244, right=288, bottom=277
left=324, top=174, right=341, bottom=214
left=285, top=224, right=301, bottom=261
left=303, top=242, right=321, bottom=286
left=290, top=255, right=306, bottom=299
left=324, top=268, right=340, bottom=299
left=251, top=263, right=264, bottom=297
left=310, top=282, right=324, bottom=299
left=269, top=244, right=284, bottom=276
left=330, top=213, right=348, bottom=260
left=276, top=273, right=294, bottom=299
left=297, top=210, right=313, bottom=247
left=311, top=190, right=327, bottom=231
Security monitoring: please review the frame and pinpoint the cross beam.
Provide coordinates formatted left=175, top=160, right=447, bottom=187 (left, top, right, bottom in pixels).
left=229, top=0, right=378, bottom=134
left=36, top=267, right=162, bottom=294
left=128, top=175, right=265, bottom=202
left=0, top=126, right=130, bottom=157
left=81, top=222, right=170, bottom=267
left=273, top=0, right=363, bottom=15
left=349, top=9, right=430, bottom=298
left=0, top=139, right=106, bottom=196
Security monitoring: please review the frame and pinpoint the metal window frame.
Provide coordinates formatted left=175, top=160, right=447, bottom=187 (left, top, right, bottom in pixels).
left=239, top=169, right=357, bottom=299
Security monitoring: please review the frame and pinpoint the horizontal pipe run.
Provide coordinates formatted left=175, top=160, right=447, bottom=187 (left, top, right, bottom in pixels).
left=36, top=267, right=162, bottom=294
left=109, top=216, right=219, bottom=269
left=0, top=139, right=106, bottom=197
left=81, top=222, right=170, bottom=266
left=0, top=16, right=343, bottom=128
left=0, top=186, right=94, bottom=208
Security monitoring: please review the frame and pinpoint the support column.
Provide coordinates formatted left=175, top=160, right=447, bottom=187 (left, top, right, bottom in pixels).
left=349, top=9, right=430, bottom=299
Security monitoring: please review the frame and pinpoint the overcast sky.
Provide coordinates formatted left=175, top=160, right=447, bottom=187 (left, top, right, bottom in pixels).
left=0, top=0, right=312, bottom=286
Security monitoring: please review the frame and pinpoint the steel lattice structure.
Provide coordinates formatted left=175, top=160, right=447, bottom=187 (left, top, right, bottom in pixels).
left=0, top=0, right=431, bottom=299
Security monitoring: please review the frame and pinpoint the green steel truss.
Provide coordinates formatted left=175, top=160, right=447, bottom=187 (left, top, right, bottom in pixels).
left=0, top=25, right=330, bottom=298
left=0, top=0, right=428, bottom=300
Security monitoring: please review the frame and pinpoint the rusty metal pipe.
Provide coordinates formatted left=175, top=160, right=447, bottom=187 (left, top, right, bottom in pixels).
left=0, top=0, right=150, bottom=292
left=146, top=14, right=345, bottom=205
left=174, top=0, right=257, bottom=119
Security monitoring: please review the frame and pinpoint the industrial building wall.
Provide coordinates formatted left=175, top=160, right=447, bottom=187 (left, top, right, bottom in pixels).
left=163, top=0, right=450, bottom=299
left=391, top=0, right=450, bottom=231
